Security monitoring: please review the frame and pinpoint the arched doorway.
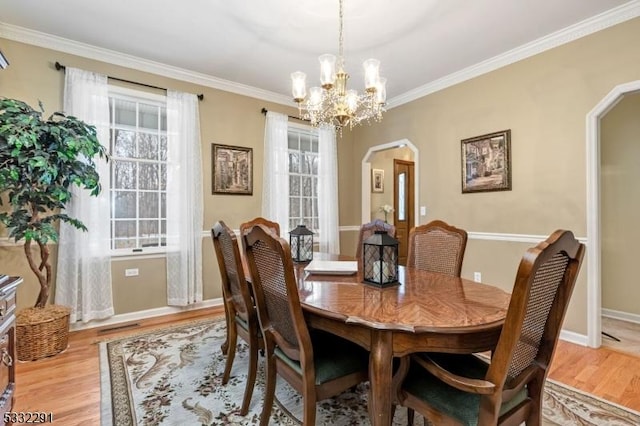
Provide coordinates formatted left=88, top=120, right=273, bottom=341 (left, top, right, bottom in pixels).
left=361, top=139, right=420, bottom=261
left=586, top=80, right=640, bottom=347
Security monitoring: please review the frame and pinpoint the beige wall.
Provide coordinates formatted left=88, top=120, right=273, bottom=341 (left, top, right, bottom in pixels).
left=3, top=16, right=640, bottom=334
left=601, top=92, right=640, bottom=316
left=348, top=17, right=640, bottom=335
left=0, top=38, right=359, bottom=313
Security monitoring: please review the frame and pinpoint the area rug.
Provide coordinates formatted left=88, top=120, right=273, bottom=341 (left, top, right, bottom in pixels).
left=100, top=318, right=640, bottom=425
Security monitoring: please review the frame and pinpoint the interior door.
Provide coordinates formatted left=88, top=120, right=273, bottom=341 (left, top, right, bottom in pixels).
left=394, top=159, right=415, bottom=265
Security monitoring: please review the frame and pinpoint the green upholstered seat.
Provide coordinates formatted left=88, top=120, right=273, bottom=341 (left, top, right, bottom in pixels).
left=275, top=330, right=368, bottom=386
left=235, top=315, right=262, bottom=339
left=403, top=353, right=528, bottom=426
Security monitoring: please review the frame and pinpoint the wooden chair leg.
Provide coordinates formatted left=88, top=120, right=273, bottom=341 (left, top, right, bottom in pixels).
left=525, top=376, right=544, bottom=426
left=260, top=353, right=277, bottom=426
left=220, top=297, right=231, bottom=355
left=240, top=334, right=259, bottom=416
left=302, top=381, right=317, bottom=426
left=222, top=324, right=237, bottom=385
left=407, top=407, right=415, bottom=426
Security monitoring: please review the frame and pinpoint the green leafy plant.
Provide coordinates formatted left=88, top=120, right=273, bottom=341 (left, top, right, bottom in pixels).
left=0, top=98, right=108, bottom=308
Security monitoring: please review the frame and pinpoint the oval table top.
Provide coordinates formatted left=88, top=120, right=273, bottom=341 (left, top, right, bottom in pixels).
left=297, top=258, right=511, bottom=334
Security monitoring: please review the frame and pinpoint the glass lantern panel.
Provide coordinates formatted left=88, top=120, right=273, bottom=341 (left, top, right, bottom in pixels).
left=383, top=245, right=398, bottom=282
left=300, top=235, right=313, bottom=261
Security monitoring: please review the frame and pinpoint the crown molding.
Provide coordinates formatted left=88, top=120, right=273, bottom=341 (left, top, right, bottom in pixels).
left=0, top=22, right=293, bottom=106
left=2, top=1, right=639, bottom=111
left=387, top=0, right=640, bottom=108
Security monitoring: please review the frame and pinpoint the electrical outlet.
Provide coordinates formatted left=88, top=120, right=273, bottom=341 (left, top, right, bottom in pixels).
left=473, top=272, right=482, bottom=282
left=125, top=268, right=139, bottom=277
left=420, top=206, right=426, bottom=216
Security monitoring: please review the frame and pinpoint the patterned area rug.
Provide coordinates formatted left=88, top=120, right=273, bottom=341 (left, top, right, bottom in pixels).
left=100, top=318, right=640, bottom=425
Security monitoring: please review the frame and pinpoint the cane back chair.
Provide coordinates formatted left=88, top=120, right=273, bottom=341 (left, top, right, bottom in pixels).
left=211, top=221, right=263, bottom=416
left=240, top=217, right=280, bottom=241
left=406, top=220, right=468, bottom=277
left=396, top=229, right=585, bottom=426
left=243, top=224, right=369, bottom=425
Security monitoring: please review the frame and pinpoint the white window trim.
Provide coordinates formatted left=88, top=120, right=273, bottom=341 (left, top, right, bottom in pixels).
left=287, top=123, right=321, bottom=238
left=108, top=85, right=170, bottom=257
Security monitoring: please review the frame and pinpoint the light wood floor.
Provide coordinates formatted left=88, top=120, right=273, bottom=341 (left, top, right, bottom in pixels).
left=13, top=307, right=640, bottom=425
left=601, top=316, right=640, bottom=356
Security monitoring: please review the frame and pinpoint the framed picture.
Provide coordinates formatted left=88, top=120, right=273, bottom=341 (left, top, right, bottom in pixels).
left=372, top=169, right=384, bottom=193
left=212, top=143, right=253, bottom=195
left=461, top=129, right=511, bottom=193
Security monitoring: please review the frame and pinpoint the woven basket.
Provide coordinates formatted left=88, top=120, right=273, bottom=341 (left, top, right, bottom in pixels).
left=16, top=305, right=71, bottom=361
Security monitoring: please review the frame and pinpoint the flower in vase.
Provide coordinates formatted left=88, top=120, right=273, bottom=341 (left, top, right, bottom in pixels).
left=378, top=204, right=394, bottom=223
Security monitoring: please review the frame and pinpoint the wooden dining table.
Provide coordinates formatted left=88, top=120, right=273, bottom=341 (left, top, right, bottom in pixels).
left=293, top=254, right=511, bottom=426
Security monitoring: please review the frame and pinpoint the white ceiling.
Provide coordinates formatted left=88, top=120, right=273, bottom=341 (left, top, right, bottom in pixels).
left=0, top=0, right=636, bottom=106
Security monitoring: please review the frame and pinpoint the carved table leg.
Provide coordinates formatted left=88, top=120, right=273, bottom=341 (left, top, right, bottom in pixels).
left=368, top=329, right=393, bottom=426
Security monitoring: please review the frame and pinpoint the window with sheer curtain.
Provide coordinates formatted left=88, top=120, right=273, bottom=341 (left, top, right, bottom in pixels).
left=108, top=89, right=167, bottom=253
left=287, top=125, right=319, bottom=232
left=263, top=111, right=340, bottom=254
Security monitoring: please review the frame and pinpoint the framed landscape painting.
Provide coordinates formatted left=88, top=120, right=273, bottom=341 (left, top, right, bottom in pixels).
left=461, top=130, right=511, bottom=193
left=212, top=143, right=253, bottom=195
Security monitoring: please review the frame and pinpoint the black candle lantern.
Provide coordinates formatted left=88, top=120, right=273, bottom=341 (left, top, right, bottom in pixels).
left=362, top=230, right=399, bottom=287
left=289, top=224, right=314, bottom=262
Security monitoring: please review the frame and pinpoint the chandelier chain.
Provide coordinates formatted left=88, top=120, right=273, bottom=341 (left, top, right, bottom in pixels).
left=338, top=0, right=344, bottom=68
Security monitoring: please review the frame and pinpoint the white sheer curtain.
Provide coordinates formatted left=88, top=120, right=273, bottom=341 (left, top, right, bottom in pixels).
left=317, top=124, right=340, bottom=254
left=166, top=90, right=203, bottom=306
left=56, top=67, right=113, bottom=323
left=262, top=111, right=290, bottom=231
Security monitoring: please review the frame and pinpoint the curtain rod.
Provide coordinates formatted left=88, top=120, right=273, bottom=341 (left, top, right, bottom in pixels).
left=261, top=107, right=309, bottom=122
left=55, top=62, right=204, bottom=101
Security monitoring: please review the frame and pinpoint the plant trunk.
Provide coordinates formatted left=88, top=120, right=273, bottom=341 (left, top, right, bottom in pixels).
left=24, top=240, right=51, bottom=308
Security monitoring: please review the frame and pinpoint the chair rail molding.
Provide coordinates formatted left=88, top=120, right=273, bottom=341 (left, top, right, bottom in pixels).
left=337, top=229, right=587, bottom=244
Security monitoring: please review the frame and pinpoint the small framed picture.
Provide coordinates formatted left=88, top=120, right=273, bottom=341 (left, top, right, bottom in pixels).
left=372, top=169, right=384, bottom=193
left=461, top=130, right=511, bottom=193
left=212, top=144, right=253, bottom=195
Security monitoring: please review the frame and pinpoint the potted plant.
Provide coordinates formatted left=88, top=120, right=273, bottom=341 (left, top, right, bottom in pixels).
left=0, top=98, right=107, bottom=360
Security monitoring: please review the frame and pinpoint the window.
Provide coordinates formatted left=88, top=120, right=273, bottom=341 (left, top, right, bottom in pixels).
left=108, top=88, right=167, bottom=253
left=287, top=125, right=319, bottom=232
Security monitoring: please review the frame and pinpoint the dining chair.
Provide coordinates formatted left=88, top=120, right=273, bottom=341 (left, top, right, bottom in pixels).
left=406, top=219, right=468, bottom=277
left=211, top=221, right=263, bottom=416
left=243, top=224, right=369, bottom=426
left=395, top=229, right=585, bottom=426
left=240, top=217, right=281, bottom=238
left=356, top=218, right=396, bottom=261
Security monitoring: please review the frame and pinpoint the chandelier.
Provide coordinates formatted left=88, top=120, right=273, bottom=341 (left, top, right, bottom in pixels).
left=290, top=0, right=386, bottom=131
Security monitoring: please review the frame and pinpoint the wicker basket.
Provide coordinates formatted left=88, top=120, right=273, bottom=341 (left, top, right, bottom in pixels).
left=16, top=305, right=71, bottom=361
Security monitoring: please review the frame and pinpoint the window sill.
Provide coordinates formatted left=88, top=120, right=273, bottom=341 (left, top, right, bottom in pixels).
left=111, top=247, right=177, bottom=261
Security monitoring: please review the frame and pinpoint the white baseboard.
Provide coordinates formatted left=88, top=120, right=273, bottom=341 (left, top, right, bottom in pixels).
left=560, top=329, right=589, bottom=346
left=602, top=308, right=640, bottom=325
left=69, top=298, right=224, bottom=332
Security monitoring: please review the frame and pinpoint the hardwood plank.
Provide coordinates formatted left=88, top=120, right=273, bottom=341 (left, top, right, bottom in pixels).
left=549, top=340, right=640, bottom=412
left=12, top=307, right=640, bottom=423
left=14, top=306, right=223, bottom=425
